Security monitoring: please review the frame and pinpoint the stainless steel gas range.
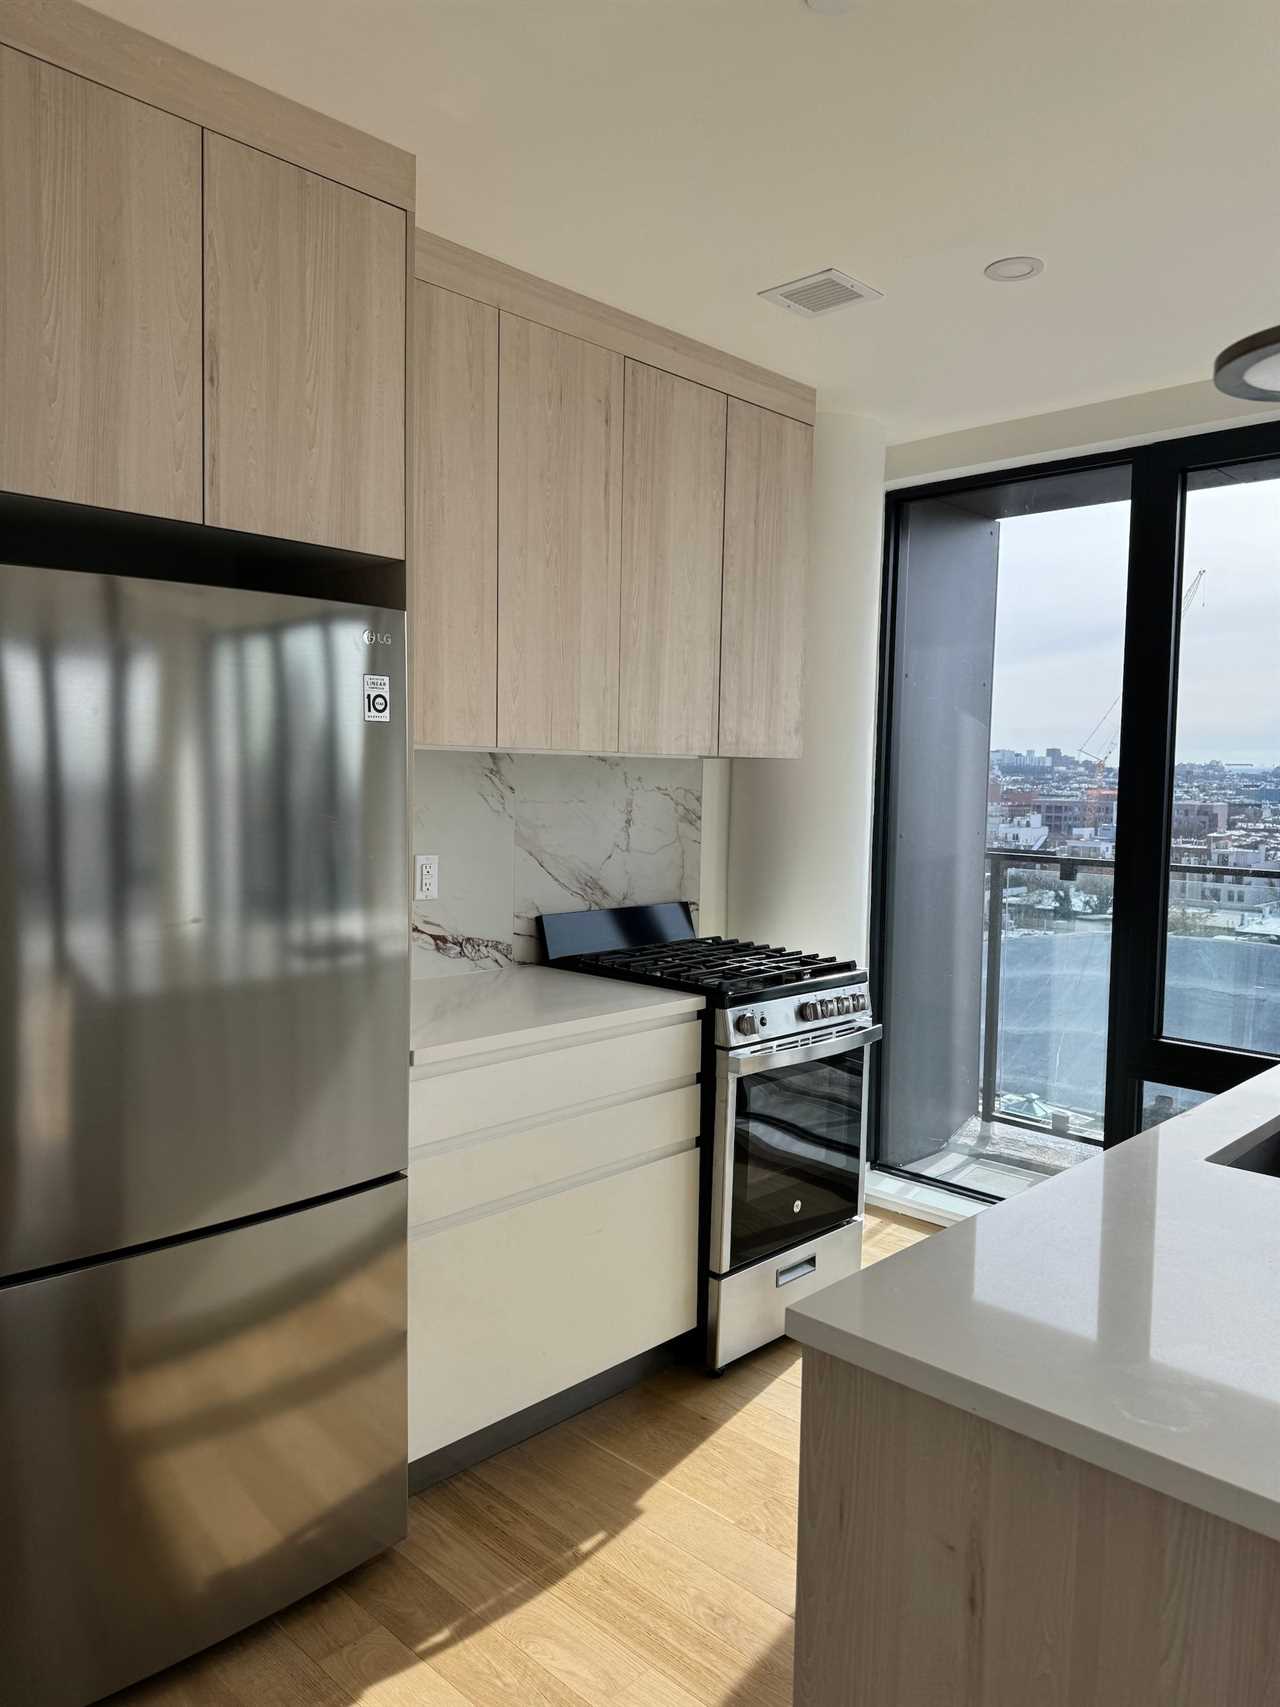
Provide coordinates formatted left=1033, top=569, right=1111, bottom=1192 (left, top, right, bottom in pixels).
left=540, top=902, right=881, bottom=1371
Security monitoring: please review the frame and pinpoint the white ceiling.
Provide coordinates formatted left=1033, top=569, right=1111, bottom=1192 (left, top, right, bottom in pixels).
left=89, top=0, right=1280, bottom=441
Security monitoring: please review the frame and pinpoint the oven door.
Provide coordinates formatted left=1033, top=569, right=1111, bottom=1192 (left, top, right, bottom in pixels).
left=711, top=1026, right=881, bottom=1275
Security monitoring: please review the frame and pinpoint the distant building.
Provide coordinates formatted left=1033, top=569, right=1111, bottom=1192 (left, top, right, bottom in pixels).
left=1085, top=787, right=1118, bottom=829
left=1172, top=801, right=1229, bottom=837
left=998, top=791, right=1086, bottom=839
left=991, top=814, right=1049, bottom=851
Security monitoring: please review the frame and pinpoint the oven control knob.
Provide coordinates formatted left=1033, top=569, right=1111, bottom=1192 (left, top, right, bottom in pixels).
left=798, top=1000, right=820, bottom=1021
left=819, top=998, right=836, bottom=1019
left=735, top=1013, right=759, bottom=1036
left=835, top=995, right=853, bottom=1016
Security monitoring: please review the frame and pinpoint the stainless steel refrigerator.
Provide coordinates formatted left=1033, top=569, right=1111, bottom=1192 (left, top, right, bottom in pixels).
left=0, top=562, right=409, bottom=1706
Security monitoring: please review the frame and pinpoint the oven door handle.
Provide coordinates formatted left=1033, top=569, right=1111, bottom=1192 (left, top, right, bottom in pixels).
left=725, top=1024, right=882, bottom=1077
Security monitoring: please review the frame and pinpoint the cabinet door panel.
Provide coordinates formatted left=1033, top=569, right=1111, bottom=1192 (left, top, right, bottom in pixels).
left=408, top=1149, right=698, bottom=1457
left=620, top=362, right=726, bottom=756
left=720, top=400, right=811, bottom=758
left=412, top=282, right=498, bottom=746
left=204, top=133, right=406, bottom=555
left=498, top=315, right=622, bottom=752
left=0, top=46, right=201, bottom=520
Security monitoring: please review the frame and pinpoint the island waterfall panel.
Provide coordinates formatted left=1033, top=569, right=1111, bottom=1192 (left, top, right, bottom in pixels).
left=795, top=1351, right=1280, bottom=1707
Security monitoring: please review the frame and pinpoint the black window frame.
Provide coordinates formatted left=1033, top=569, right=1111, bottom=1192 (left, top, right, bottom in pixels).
left=870, top=418, right=1280, bottom=1189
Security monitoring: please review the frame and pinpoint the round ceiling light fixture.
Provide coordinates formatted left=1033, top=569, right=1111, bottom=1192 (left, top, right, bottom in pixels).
left=984, top=255, right=1044, bottom=283
left=1214, top=326, right=1280, bottom=400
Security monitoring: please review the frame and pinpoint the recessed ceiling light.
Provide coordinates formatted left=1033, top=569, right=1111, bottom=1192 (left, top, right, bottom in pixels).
left=1214, top=326, right=1280, bottom=400
left=984, top=255, right=1045, bottom=283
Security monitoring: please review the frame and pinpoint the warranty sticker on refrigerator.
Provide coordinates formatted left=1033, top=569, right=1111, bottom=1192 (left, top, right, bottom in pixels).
left=363, top=675, right=391, bottom=722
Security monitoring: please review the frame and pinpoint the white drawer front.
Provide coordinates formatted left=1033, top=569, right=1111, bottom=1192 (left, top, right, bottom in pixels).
left=410, top=1017, right=700, bottom=1147
left=409, top=1083, right=699, bottom=1232
left=408, top=1148, right=698, bottom=1459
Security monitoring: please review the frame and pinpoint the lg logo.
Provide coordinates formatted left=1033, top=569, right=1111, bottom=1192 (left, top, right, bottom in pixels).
left=363, top=629, right=394, bottom=646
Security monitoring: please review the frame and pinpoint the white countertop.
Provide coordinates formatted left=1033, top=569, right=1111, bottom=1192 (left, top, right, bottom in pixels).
left=789, top=1065, right=1280, bottom=1543
left=410, top=966, right=704, bottom=1067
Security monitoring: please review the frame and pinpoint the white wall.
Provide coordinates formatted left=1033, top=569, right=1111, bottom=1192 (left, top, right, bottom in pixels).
left=886, top=379, right=1280, bottom=488
left=726, top=409, right=886, bottom=961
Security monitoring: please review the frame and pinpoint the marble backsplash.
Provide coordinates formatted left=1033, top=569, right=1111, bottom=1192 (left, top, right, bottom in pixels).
left=412, top=750, right=703, bottom=978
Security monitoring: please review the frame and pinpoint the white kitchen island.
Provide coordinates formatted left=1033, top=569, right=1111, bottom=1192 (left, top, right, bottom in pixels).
left=787, top=1065, right=1280, bottom=1707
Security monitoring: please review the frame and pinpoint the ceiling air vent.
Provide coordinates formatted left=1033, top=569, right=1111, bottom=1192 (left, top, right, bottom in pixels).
left=759, top=268, right=883, bottom=317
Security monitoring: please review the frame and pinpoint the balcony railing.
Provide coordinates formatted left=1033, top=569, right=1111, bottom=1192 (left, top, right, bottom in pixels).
left=981, top=848, right=1280, bottom=1146
left=982, top=850, right=1113, bottom=1144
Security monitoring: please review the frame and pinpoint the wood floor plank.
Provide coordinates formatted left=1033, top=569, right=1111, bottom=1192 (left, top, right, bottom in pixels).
left=862, top=1209, right=936, bottom=1267
left=496, top=1424, right=796, bottom=1615
left=745, top=1339, right=804, bottom=1388
left=193, top=1623, right=353, bottom=1707
left=720, top=1358, right=804, bottom=1427
left=426, top=1469, right=790, bottom=1707
left=468, top=1442, right=793, bottom=1669
left=276, top=1581, right=470, bottom=1705
left=566, top=1384, right=799, bottom=1555
left=402, top=1479, right=647, bottom=1700
left=345, top=1544, right=592, bottom=1707
left=616, top=1670, right=708, bottom=1707
left=646, top=1365, right=801, bottom=1463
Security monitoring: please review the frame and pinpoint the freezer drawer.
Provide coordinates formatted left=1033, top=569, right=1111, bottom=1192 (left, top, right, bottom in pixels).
left=0, top=1178, right=407, bottom=1707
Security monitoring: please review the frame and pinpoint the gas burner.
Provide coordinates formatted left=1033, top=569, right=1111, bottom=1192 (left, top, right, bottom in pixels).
left=539, top=907, right=869, bottom=1021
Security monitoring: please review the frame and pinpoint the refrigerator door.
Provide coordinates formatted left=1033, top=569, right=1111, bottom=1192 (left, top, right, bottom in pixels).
left=0, top=564, right=408, bottom=1278
left=0, top=1177, right=407, bottom=1707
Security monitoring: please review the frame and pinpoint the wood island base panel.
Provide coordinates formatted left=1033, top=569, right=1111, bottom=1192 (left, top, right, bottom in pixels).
left=794, top=1350, right=1280, bottom=1707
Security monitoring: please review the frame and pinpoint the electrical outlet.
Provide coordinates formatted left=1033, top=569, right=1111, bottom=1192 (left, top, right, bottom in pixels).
left=414, top=854, right=439, bottom=902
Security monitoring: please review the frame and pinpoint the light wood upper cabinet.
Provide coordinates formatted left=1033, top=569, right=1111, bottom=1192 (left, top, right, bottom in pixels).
left=719, top=399, right=811, bottom=759
left=204, top=133, right=406, bottom=556
left=620, top=363, right=727, bottom=756
left=498, top=315, right=623, bottom=752
left=412, top=282, right=498, bottom=747
left=0, top=46, right=202, bottom=521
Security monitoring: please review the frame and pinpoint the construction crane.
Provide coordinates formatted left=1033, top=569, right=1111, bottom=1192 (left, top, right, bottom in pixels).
left=1078, top=568, right=1206, bottom=776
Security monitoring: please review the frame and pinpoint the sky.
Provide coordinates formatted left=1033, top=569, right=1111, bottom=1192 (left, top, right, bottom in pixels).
left=990, top=480, right=1280, bottom=768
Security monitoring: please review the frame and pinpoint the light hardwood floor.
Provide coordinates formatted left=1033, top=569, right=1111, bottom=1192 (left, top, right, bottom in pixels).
left=107, top=1210, right=934, bottom=1707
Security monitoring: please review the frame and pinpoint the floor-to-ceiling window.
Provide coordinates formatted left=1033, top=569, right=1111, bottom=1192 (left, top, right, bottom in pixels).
left=873, top=423, right=1280, bottom=1203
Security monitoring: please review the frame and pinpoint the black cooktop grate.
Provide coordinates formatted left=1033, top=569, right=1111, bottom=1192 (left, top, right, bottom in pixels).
left=559, top=935, right=862, bottom=1006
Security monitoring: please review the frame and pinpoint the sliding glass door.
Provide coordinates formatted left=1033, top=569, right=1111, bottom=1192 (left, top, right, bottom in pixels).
left=875, top=466, right=1130, bottom=1199
left=875, top=422, right=1280, bottom=1202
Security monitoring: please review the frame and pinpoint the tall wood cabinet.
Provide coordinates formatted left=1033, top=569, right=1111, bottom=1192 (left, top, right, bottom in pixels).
left=0, top=34, right=409, bottom=559
left=497, top=316, right=623, bottom=753
left=408, top=241, right=814, bottom=758
left=204, top=134, right=406, bottom=557
left=620, top=362, right=727, bottom=756
left=412, top=282, right=498, bottom=747
left=719, top=399, right=811, bottom=759
left=0, top=44, right=202, bottom=522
